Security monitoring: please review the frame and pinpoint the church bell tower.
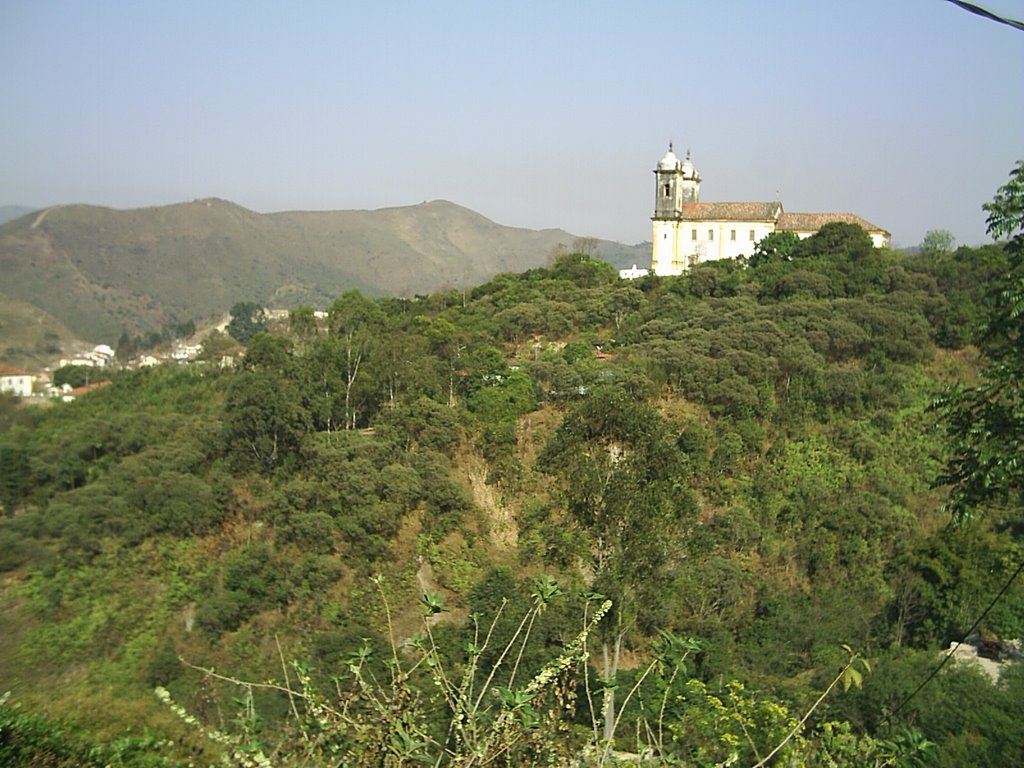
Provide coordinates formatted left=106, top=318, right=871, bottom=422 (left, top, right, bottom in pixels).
left=653, top=142, right=683, bottom=219
left=651, top=144, right=701, bottom=276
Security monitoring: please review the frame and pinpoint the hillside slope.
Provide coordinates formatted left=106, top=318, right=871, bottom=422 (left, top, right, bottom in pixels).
left=0, top=198, right=635, bottom=343
left=1, top=234, right=1020, bottom=765
left=0, top=295, right=80, bottom=370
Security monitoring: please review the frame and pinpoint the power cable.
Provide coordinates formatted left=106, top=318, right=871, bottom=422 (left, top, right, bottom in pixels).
left=880, top=555, right=1024, bottom=726
left=945, top=0, right=1024, bottom=31
left=857, top=0, right=1024, bottom=734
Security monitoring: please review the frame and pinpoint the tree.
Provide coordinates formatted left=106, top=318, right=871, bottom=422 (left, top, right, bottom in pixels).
left=299, top=334, right=346, bottom=433
left=52, top=365, right=109, bottom=389
left=606, top=284, right=644, bottom=332
left=223, top=370, right=310, bottom=472
left=288, top=304, right=318, bottom=342
left=419, top=315, right=465, bottom=408
left=750, top=230, right=801, bottom=267
left=328, top=291, right=385, bottom=429
left=372, top=329, right=430, bottom=409
left=227, top=301, right=267, bottom=344
left=198, top=329, right=240, bottom=362
left=115, top=331, right=138, bottom=362
left=547, top=250, right=618, bottom=288
left=242, top=333, right=294, bottom=374
left=794, top=222, right=874, bottom=261
left=537, top=387, right=696, bottom=743
left=934, top=161, right=1024, bottom=520
left=920, top=229, right=957, bottom=257
left=374, top=395, right=462, bottom=456
left=0, top=444, right=30, bottom=513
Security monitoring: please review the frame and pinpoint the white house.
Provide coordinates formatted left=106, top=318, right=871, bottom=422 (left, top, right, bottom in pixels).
left=171, top=343, right=202, bottom=361
left=0, top=365, right=36, bottom=397
left=619, top=264, right=650, bottom=280
left=650, top=145, right=890, bottom=276
left=59, top=356, right=96, bottom=368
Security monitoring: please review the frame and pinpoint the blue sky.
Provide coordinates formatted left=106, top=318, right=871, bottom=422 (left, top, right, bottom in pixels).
left=1, top=0, right=1022, bottom=248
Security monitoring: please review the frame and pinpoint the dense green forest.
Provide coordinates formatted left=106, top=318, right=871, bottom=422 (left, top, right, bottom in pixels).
left=2, top=166, right=1023, bottom=766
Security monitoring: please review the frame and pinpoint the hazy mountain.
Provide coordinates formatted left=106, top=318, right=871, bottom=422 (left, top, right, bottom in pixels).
left=595, top=240, right=651, bottom=269
left=0, top=198, right=638, bottom=346
left=0, top=198, right=640, bottom=344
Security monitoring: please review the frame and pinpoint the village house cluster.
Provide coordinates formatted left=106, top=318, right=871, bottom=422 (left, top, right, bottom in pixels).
left=0, top=306, right=326, bottom=403
left=1, top=341, right=203, bottom=402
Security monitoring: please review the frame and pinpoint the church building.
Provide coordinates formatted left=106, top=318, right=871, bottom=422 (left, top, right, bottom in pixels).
left=650, top=144, right=890, bottom=276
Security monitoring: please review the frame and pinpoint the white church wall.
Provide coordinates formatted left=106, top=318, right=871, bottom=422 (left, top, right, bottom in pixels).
left=792, top=229, right=890, bottom=248
left=652, top=220, right=684, bottom=276
left=679, top=221, right=775, bottom=265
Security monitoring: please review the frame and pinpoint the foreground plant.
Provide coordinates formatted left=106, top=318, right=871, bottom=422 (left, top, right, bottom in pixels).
left=160, top=575, right=610, bottom=766
left=158, top=582, right=930, bottom=767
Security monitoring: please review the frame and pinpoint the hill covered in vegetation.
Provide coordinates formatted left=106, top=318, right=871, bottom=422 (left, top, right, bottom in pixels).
left=1, top=190, right=1023, bottom=765
left=0, top=294, right=79, bottom=370
left=0, top=198, right=645, bottom=344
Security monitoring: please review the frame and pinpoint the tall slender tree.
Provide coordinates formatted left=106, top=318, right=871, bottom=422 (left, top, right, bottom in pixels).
left=328, top=291, right=385, bottom=429
left=537, top=386, right=696, bottom=743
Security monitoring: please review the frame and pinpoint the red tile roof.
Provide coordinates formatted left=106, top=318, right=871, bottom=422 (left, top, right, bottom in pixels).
left=680, top=201, right=783, bottom=221
left=0, top=364, right=33, bottom=377
left=778, top=211, right=889, bottom=235
left=68, top=380, right=111, bottom=397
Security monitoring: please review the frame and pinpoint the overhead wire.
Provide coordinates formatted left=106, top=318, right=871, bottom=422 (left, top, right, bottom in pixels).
left=884, top=0, right=1024, bottom=722
left=944, top=0, right=1024, bottom=31
left=880, top=555, right=1024, bottom=726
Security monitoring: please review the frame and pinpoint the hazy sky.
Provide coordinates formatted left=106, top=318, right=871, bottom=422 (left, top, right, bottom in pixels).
left=2, top=1, right=1022, bottom=248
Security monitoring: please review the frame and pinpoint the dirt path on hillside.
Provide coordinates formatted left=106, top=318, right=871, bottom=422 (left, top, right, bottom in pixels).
left=467, top=467, right=518, bottom=550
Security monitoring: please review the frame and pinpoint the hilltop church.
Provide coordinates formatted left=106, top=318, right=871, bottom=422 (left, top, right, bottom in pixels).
left=650, top=144, right=889, bottom=276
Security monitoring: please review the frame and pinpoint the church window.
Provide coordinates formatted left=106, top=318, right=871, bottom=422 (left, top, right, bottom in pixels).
left=664, top=183, right=671, bottom=197
left=730, top=229, right=736, bottom=241
left=708, top=229, right=714, bottom=241
left=749, top=229, right=756, bottom=241
left=691, top=229, right=697, bottom=241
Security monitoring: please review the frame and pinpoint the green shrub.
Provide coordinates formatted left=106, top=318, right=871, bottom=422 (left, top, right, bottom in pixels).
left=194, top=589, right=250, bottom=634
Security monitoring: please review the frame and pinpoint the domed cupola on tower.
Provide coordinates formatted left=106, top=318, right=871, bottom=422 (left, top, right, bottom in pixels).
left=658, top=145, right=682, bottom=172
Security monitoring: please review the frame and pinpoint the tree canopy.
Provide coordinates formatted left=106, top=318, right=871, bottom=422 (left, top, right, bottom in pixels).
left=934, top=160, right=1024, bottom=520
left=3, top=171, right=1024, bottom=765
left=226, top=300, right=267, bottom=344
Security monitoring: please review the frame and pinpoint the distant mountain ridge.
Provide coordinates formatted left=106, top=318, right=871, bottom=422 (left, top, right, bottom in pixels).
left=0, top=198, right=647, bottom=344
